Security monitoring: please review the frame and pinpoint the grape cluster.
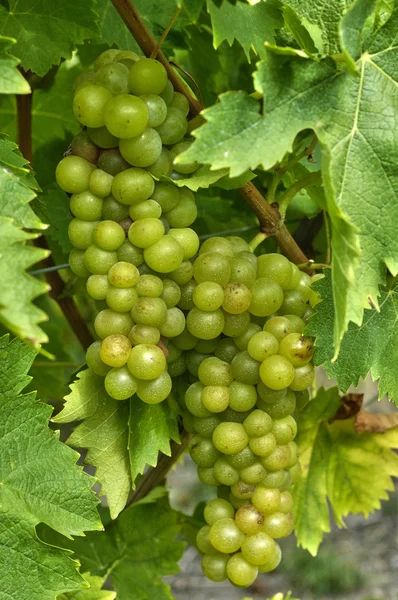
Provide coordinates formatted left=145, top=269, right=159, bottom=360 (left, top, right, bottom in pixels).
left=55, top=49, right=199, bottom=404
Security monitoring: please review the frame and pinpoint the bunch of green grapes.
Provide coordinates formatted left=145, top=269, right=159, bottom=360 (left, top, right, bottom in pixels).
left=179, top=246, right=316, bottom=586
left=55, top=49, right=198, bottom=405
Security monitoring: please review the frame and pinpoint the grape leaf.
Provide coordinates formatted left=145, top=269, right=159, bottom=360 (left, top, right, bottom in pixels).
left=306, top=270, right=398, bottom=406
left=207, top=0, right=282, bottom=61
left=54, top=369, right=131, bottom=520
left=34, top=185, right=73, bottom=254
left=57, top=572, right=116, bottom=600
left=93, top=0, right=141, bottom=51
left=293, top=387, right=398, bottom=554
left=70, top=498, right=185, bottom=600
left=128, top=396, right=180, bottom=484
left=0, top=335, right=102, bottom=599
left=0, top=35, right=30, bottom=94
left=164, top=166, right=229, bottom=190
left=182, top=1, right=398, bottom=353
left=0, top=0, right=99, bottom=76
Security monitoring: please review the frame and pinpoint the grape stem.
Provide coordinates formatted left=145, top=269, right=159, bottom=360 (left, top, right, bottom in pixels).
left=150, top=5, right=183, bottom=59
left=249, top=231, right=268, bottom=252
left=110, top=0, right=309, bottom=265
left=296, top=261, right=330, bottom=270
left=278, top=171, right=322, bottom=220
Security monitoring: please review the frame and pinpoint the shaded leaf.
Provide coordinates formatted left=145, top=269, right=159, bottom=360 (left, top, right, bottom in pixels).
left=0, top=35, right=30, bottom=94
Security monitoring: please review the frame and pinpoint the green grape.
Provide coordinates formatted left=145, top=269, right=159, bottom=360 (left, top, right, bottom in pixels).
left=127, top=344, right=166, bottom=380
left=209, top=518, right=245, bottom=554
left=131, top=297, right=168, bottom=327
left=161, top=278, right=181, bottom=308
left=165, top=344, right=181, bottom=364
left=222, top=282, right=251, bottom=315
left=165, top=189, right=197, bottom=228
left=201, top=386, right=230, bottom=413
left=139, top=94, right=167, bottom=127
left=215, top=338, right=239, bottom=364
left=168, top=260, right=193, bottom=285
left=128, top=217, right=164, bottom=248
left=108, top=261, right=139, bottom=288
left=202, top=553, right=229, bottom=583
left=228, top=381, right=257, bottom=412
left=235, top=504, right=264, bottom=536
left=113, top=50, right=140, bottom=69
left=168, top=355, right=186, bottom=379
left=152, top=181, right=180, bottom=212
left=136, top=274, right=163, bottom=297
left=227, top=446, right=256, bottom=469
left=190, top=436, right=220, bottom=468
left=100, top=334, right=131, bottom=368
left=288, top=263, right=301, bottom=288
left=73, top=85, right=112, bottom=127
left=284, top=314, right=306, bottom=333
left=226, top=553, right=258, bottom=587
left=89, top=169, right=113, bottom=198
left=156, top=107, right=188, bottom=144
left=249, top=277, right=284, bottom=317
left=262, top=445, right=292, bottom=472
left=173, top=326, right=197, bottom=350
left=258, top=389, right=296, bottom=419
left=69, top=248, right=90, bottom=278
left=159, top=307, right=185, bottom=337
left=289, top=363, right=315, bottom=391
left=159, top=79, right=174, bottom=104
left=119, top=128, right=162, bottom=167
left=195, top=338, right=219, bottom=354
left=222, top=407, right=252, bottom=425
left=144, top=236, right=184, bottom=273
left=229, top=256, right=257, bottom=288
left=237, top=250, right=257, bottom=268
left=287, top=441, right=298, bottom=468
left=193, top=282, right=224, bottom=312
left=70, top=129, right=100, bottom=163
left=289, top=461, right=302, bottom=484
left=117, top=239, right=144, bottom=266
left=92, top=220, right=125, bottom=251
left=231, top=481, right=257, bottom=501
left=243, top=410, right=273, bottom=437
left=279, top=290, right=307, bottom=317
left=112, top=168, right=155, bottom=205
left=170, top=92, right=190, bottom=116
left=198, top=467, right=220, bottom=487
left=227, top=236, right=250, bottom=253
left=279, top=491, right=294, bottom=514
left=102, top=195, right=129, bottom=221
left=94, top=49, right=120, bottom=71
left=235, top=323, right=262, bottom=351
left=73, top=71, right=98, bottom=93
left=272, top=416, right=297, bottom=444
left=247, top=331, right=279, bottom=362
left=295, top=272, right=312, bottom=301
left=257, top=382, right=287, bottom=404
left=241, top=531, right=276, bottom=566
left=86, top=341, right=111, bottom=376
left=170, top=140, right=199, bottom=174
left=103, top=94, right=148, bottom=139
left=252, top=487, right=281, bottom=515
left=231, top=351, right=260, bottom=385
left=198, top=357, right=233, bottom=386
left=199, top=237, right=234, bottom=258
left=68, top=219, right=99, bottom=250
left=204, top=498, right=235, bottom=526
left=185, top=382, right=211, bottom=417
left=239, top=461, right=266, bottom=485
left=260, top=355, right=295, bottom=390
left=257, top=254, right=294, bottom=289
left=105, top=366, right=137, bottom=400
left=70, top=191, right=103, bottom=222
left=168, top=228, right=199, bottom=260
left=213, top=422, right=249, bottom=455
left=94, top=309, right=133, bottom=338
left=185, top=350, right=208, bottom=377
left=222, top=311, right=251, bottom=338
left=86, top=274, right=109, bottom=300
left=95, top=61, right=129, bottom=95
left=129, top=199, right=162, bottom=220
left=186, top=308, right=224, bottom=340
left=87, top=126, right=119, bottom=149
left=56, top=155, right=95, bottom=194
left=193, top=253, right=231, bottom=287
left=98, top=148, right=130, bottom=175
left=263, top=512, right=294, bottom=538
left=249, top=433, right=276, bottom=457
left=193, top=415, right=222, bottom=438
left=229, top=494, right=251, bottom=509
left=129, top=324, right=160, bottom=346
left=147, top=147, right=173, bottom=178
left=257, top=543, right=282, bottom=573
left=196, top=525, right=218, bottom=555
left=262, top=470, right=286, bottom=489
left=136, top=371, right=172, bottom=403
left=84, top=245, right=118, bottom=274
left=128, top=58, right=168, bottom=95
left=106, top=286, right=138, bottom=312
left=213, top=458, right=240, bottom=486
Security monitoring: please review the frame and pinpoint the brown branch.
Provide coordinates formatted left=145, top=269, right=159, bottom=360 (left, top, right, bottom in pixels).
left=16, top=83, right=94, bottom=351
left=111, top=0, right=309, bottom=265
left=355, top=409, right=398, bottom=434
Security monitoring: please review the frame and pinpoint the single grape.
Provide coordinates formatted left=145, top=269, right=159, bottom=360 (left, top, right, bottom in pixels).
left=257, top=254, right=293, bottom=289
left=93, top=220, right=126, bottom=251
left=95, top=61, right=129, bottom=95
left=199, top=237, right=234, bottom=257
left=198, top=357, right=233, bottom=386
left=89, top=169, right=113, bottom=198
left=73, top=85, right=113, bottom=127
left=127, top=344, right=166, bottom=380
left=215, top=338, right=239, bottom=364
left=147, top=147, right=173, bottom=178
left=204, top=498, right=235, bottom=526
left=222, top=311, right=251, bottom=338
left=235, top=322, right=262, bottom=351
left=258, top=389, right=296, bottom=419
left=279, top=289, right=307, bottom=317
left=170, top=140, right=199, bottom=174
left=170, top=92, right=190, bottom=116
left=160, top=79, right=174, bottom=104
left=229, top=256, right=257, bottom=288
left=136, top=274, right=163, bottom=297
left=227, top=446, right=256, bottom=470
left=213, top=458, right=240, bottom=486
left=228, top=381, right=257, bottom=412
left=284, top=314, right=306, bottom=333
left=98, top=148, right=130, bottom=176
left=193, top=415, right=222, bottom=439
left=87, top=126, right=119, bottom=149
left=173, top=326, right=197, bottom=350
left=235, top=504, right=264, bottom=536
left=252, top=487, right=281, bottom=516
left=249, top=277, right=284, bottom=317
left=167, top=228, right=199, bottom=260
left=105, top=366, right=137, bottom=400
left=201, top=386, right=230, bottom=413
left=94, top=49, right=120, bottom=71
left=209, top=518, right=245, bottom=554
left=144, top=236, right=184, bottom=273
left=185, top=350, right=209, bottom=377
left=241, top=531, right=276, bottom=566
left=262, top=445, right=292, bottom=472
left=84, top=245, right=118, bottom=274
left=213, top=422, right=249, bottom=455
left=94, top=309, right=133, bottom=338
left=152, top=181, right=180, bottom=212
left=102, top=195, right=129, bottom=221
left=243, top=410, right=273, bottom=437
left=86, top=274, right=109, bottom=300
left=262, top=512, right=294, bottom=538
left=119, top=128, right=162, bottom=167
left=117, top=240, right=144, bottom=266
left=129, top=199, right=162, bottom=220
left=56, top=155, right=95, bottom=194
left=289, top=363, right=315, bottom=391
left=247, top=331, right=279, bottom=362
left=272, top=416, right=297, bottom=444
left=168, top=260, right=193, bottom=286
left=139, top=94, right=167, bottom=127
left=128, top=58, right=168, bottom=95
left=86, top=341, right=111, bottom=376
left=108, top=261, right=139, bottom=288
left=262, top=470, right=286, bottom=489
left=202, top=553, right=229, bottom=583
left=222, top=282, right=251, bottom=315
left=231, top=351, right=260, bottom=385
left=257, top=381, right=287, bottom=404
left=196, top=525, right=218, bottom=555
left=99, top=334, right=131, bottom=368
left=161, top=278, right=181, bottom=308
left=68, top=219, right=99, bottom=250
left=193, top=282, right=224, bottom=312
left=112, top=167, right=155, bottom=205
left=197, top=467, right=220, bottom=487
left=156, top=107, right=188, bottom=144
left=159, top=307, right=185, bottom=337
left=249, top=433, right=276, bottom=457
left=131, top=297, right=168, bottom=327
left=239, top=461, right=266, bottom=485
left=129, top=324, right=160, bottom=346
left=165, top=188, right=197, bottom=228
left=113, top=50, right=140, bottom=69
left=69, top=249, right=90, bottom=278
left=187, top=307, right=225, bottom=340
left=73, top=71, right=98, bottom=93
left=279, top=491, right=294, bottom=514
left=257, top=543, right=282, bottom=573
left=260, top=354, right=295, bottom=390
left=136, top=371, right=172, bottom=403
left=190, top=436, right=221, bottom=468
left=226, top=553, right=258, bottom=587
left=106, top=286, right=138, bottom=312
left=128, top=217, right=164, bottom=248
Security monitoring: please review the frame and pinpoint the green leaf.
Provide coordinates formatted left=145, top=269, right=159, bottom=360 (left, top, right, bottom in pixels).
left=34, top=185, right=73, bottom=254
left=0, top=35, right=30, bottom=94
left=306, top=271, right=398, bottom=405
left=93, top=0, right=141, bottom=51
left=293, top=387, right=398, bottom=554
left=0, top=0, right=99, bottom=76
left=182, top=7, right=398, bottom=352
left=207, top=0, right=282, bottom=61
left=340, top=0, right=377, bottom=72
left=71, top=498, right=186, bottom=600
left=0, top=335, right=102, bottom=599
left=164, top=166, right=230, bottom=191
left=57, top=572, right=116, bottom=600
left=54, top=369, right=131, bottom=520
left=128, top=396, right=180, bottom=484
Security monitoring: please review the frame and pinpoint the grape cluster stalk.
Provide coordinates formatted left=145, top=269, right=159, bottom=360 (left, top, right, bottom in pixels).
left=56, top=48, right=317, bottom=588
